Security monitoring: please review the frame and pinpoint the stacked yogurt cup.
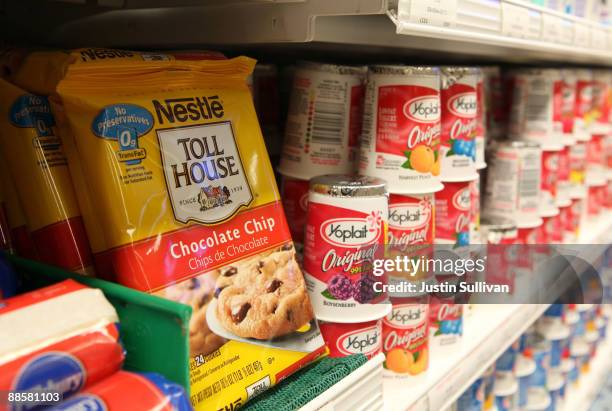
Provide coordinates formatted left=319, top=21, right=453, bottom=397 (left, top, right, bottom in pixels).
left=359, top=65, right=443, bottom=377
left=278, top=61, right=367, bottom=254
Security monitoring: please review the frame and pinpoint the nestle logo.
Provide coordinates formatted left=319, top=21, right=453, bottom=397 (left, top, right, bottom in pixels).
left=448, top=92, right=477, bottom=118
left=153, top=96, right=224, bottom=124
left=403, top=96, right=440, bottom=123
left=80, top=48, right=134, bottom=61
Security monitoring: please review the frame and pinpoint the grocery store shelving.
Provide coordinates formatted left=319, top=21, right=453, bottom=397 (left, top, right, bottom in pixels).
left=562, top=336, right=612, bottom=411
left=384, top=304, right=549, bottom=411
left=301, top=212, right=612, bottom=411
left=3, top=0, right=612, bottom=64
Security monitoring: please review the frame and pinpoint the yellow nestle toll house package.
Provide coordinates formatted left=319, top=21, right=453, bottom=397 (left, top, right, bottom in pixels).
left=56, top=55, right=326, bottom=409
left=0, top=78, right=93, bottom=272
left=5, top=48, right=230, bottom=275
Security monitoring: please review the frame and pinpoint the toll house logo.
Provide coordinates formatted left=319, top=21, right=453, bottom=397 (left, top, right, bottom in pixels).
left=157, top=120, right=253, bottom=224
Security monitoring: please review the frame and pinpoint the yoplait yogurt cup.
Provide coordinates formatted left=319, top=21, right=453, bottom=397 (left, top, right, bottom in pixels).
left=280, top=175, right=309, bottom=248
left=567, top=186, right=586, bottom=242
left=586, top=179, right=606, bottom=220
left=439, top=67, right=480, bottom=181
left=387, top=191, right=437, bottom=288
left=484, top=141, right=542, bottom=226
left=556, top=200, right=572, bottom=244
left=508, top=69, right=563, bottom=148
left=591, top=69, right=611, bottom=134
left=303, top=174, right=391, bottom=322
left=573, top=68, right=594, bottom=142
left=469, top=170, right=483, bottom=243
left=538, top=207, right=560, bottom=244
left=429, top=294, right=463, bottom=347
left=560, top=69, right=576, bottom=141
left=541, top=148, right=561, bottom=213
left=482, top=66, right=508, bottom=140
left=383, top=296, right=430, bottom=378
left=569, top=140, right=588, bottom=187
left=556, top=143, right=572, bottom=205
left=475, top=70, right=487, bottom=169
left=359, top=65, right=443, bottom=194
left=606, top=173, right=612, bottom=209
left=435, top=179, right=473, bottom=247
left=318, top=319, right=382, bottom=359
left=279, top=62, right=366, bottom=180
left=585, top=134, right=606, bottom=182
left=479, top=217, right=518, bottom=294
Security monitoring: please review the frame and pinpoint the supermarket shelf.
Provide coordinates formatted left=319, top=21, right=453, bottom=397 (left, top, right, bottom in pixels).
left=562, top=334, right=612, bottom=411
left=2, top=0, right=612, bottom=65
left=299, top=353, right=384, bottom=411
left=383, top=304, right=550, bottom=411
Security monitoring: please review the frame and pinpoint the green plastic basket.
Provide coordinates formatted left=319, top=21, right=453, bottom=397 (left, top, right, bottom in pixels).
left=6, top=254, right=192, bottom=392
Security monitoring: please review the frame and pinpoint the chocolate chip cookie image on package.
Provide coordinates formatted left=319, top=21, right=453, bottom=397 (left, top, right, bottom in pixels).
left=155, top=274, right=226, bottom=356
left=213, top=243, right=314, bottom=340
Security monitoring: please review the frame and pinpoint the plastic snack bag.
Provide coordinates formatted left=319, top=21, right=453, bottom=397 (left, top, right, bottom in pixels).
left=49, top=371, right=191, bottom=411
left=56, top=52, right=325, bottom=410
left=0, top=280, right=125, bottom=405
left=0, top=78, right=94, bottom=273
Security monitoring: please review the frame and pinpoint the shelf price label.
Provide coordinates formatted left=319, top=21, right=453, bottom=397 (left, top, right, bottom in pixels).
left=502, top=3, right=528, bottom=38
left=526, top=10, right=542, bottom=39
left=574, top=23, right=590, bottom=47
left=559, top=19, right=573, bottom=44
left=398, top=0, right=458, bottom=28
left=542, top=14, right=561, bottom=42
left=591, top=27, right=606, bottom=49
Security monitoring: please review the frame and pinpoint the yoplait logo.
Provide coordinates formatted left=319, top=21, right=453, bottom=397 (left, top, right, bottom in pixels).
left=388, top=199, right=432, bottom=230
left=337, top=325, right=381, bottom=356
left=321, top=211, right=383, bottom=247
left=403, top=95, right=440, bottom=123
left=452, top=187, right=471, bottom=211
left=384, top=304, right=428, bottom=328
left=448, top=92, right=477, bottom=118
